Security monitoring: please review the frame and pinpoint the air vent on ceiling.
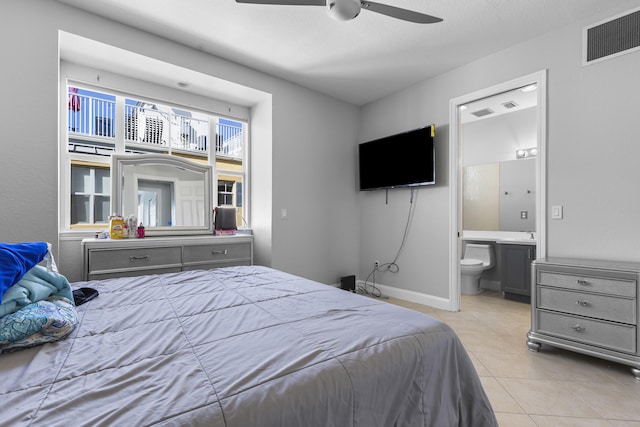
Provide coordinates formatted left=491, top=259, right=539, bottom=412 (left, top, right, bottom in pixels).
left=502, top=101, right=518, bottom=109
left=471, top=108, right=494, bottom=118
left=583, top=7, right=640, bottom=65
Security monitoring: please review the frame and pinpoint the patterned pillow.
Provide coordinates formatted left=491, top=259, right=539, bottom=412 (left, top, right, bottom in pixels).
left=0, top=296, right=78, bottom=353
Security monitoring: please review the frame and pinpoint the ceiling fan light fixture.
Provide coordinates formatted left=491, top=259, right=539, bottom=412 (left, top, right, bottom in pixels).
left=327, top=0, right=361, bottom=21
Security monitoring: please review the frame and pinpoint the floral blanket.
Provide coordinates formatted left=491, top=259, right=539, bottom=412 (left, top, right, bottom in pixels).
left=0, top=242, right=78, bottom=353
left=0, top=296, right=77, bottom=353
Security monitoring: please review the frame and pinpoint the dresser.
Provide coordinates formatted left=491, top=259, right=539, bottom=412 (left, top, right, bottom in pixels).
left=527, top=257, right=640, bottom=379
left=82, top=235, right=253, bottom=281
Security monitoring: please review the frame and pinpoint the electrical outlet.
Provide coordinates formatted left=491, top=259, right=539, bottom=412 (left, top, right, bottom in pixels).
left=374, top=260, right=380, bottom=270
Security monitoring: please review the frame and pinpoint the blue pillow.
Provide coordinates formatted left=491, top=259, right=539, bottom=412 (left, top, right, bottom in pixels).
left=0, top=242, right=49, bottom=304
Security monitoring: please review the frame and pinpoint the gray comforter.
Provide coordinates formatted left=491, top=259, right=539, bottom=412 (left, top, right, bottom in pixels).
left=0, top=266, right=497, bottom=426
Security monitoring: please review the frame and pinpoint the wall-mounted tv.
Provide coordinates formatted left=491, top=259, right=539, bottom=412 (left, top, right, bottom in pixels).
left=358, top=124, right=435, bottom=191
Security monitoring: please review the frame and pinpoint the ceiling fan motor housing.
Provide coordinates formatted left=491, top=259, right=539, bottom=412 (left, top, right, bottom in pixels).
left=327, top=0, right=361, bottom=21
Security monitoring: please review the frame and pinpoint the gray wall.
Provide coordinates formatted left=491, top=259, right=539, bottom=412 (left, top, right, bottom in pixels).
left=3, top=1, right=639, bottom=307
left=359, top=1, right=640, bottom=301
left=1, top=0, right=360, bottom=285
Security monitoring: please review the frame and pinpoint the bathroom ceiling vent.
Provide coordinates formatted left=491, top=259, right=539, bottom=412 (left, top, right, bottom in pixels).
left=502, top=101, right=518, bottom=109
left=471, top=108, right=494, bottom=118
left=583, top=6, right=640, bottom=66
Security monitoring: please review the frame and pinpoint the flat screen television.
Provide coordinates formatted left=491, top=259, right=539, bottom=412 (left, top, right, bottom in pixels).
left=358, top=124, right=435, bottom=191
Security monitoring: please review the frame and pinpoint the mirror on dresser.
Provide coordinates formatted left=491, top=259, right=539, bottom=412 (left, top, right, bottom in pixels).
left=111, top=154, right=213, bottom=236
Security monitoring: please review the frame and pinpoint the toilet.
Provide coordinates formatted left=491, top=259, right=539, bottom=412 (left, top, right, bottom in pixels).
left=460, top=244, right=495, bottom=295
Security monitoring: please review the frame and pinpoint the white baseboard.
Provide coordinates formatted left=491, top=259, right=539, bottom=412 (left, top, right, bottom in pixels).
left=357, top=280, right=455, bottom=311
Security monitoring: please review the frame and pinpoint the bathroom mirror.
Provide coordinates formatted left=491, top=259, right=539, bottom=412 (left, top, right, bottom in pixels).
left=112, top=154, right=213, bottom=236
left=463, top=158, right=536, bottom=232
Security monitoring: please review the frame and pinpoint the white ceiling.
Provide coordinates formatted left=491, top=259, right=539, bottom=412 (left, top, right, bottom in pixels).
left=460, top=84, right=538, bottom=124
left=56, top=0, right=632, bottom=106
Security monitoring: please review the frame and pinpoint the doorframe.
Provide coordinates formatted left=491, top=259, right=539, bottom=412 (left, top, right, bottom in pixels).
left=447, top=70, right=548, bottom=312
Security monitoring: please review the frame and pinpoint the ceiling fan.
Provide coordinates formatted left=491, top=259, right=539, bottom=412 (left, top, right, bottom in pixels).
left=235, top=0, right=443, bottom=24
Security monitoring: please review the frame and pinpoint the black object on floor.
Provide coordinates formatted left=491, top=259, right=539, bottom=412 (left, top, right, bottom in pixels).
left=73, top=287, right=99, bottom=306
left=340, top=275, right=356, bottom=292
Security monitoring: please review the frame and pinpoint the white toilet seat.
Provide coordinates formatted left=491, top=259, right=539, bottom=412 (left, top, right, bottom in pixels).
left=461, top=259, right=483, bottom=267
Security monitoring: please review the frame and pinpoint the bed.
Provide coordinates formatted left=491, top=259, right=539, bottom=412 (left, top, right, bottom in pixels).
left=1, top=262, right=497, bottom=426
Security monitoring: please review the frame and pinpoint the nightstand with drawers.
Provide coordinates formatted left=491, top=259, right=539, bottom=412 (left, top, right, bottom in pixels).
left=527, top=257, right=640, bottom=379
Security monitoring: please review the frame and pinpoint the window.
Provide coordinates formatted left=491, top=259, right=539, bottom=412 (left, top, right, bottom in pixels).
left=63, top=84, right=247, bottom=231
left=70, top=164, right=110, bottom=225
left=218, top=180, right=234, bottom=205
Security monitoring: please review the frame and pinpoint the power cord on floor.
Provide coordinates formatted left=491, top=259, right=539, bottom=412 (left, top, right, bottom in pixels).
left=358, top=188, right=418, bottom=298
left=357, top=265, right=385, bottom=298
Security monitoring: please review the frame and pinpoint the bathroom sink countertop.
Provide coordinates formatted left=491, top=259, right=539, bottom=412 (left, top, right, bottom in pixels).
left=460, top=236, right=498, bottom=242
left=496, top=238, right=536, bottom=245
left=461, top=232, right=536, bottom=245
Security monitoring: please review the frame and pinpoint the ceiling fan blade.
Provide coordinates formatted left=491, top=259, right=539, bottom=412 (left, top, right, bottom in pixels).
left=361, top=1, right=443, bottom=24
left=235, top=0, right=325, bottom=5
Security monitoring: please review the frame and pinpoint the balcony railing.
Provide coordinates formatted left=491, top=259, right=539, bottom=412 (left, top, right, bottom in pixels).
left=216, top=123, right=243, bottom=159
left=68, top=92, right=115, bottom=137
left=68, top=92, right=243, bottom=159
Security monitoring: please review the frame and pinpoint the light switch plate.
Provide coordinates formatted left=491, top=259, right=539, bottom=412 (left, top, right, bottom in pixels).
left=551, top=205, right=563, bottom=219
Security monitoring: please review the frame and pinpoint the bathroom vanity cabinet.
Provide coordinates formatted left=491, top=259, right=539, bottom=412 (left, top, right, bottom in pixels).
left=527, top=257, right=640, bottom=379
left=500, top=243, right=535, bottom=301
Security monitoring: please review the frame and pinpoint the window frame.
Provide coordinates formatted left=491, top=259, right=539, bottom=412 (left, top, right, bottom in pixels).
left=217, top=180, right=235, bottom=206
left=70, top=162, right=111, bottom=227
left=59, top=79, right=249, bottom=235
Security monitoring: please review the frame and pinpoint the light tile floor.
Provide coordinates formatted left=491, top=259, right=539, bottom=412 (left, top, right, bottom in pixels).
left=388, top=291, right=640, bottom=427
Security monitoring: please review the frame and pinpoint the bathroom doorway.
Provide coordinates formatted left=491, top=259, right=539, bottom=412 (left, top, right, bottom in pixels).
left=448, top=71, right=547, bottom=311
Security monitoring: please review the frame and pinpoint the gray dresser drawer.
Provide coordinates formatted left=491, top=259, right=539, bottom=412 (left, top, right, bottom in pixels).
left=538, top=287, right=635, bottom=324
left=88, top=246, right=182, bottom=272
left=537, top=271, right=636, bottom=298
left=182, top=260, right=251, bottom=271
left=537, top=310, right=636, bottom=354
left=88, top=266, right=182, bottom=281
left=183, top=243, right=251, bottom=264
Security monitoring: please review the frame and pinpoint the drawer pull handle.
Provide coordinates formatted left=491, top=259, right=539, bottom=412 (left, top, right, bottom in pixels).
left=212, top=250, right=229, bottom=256
left=576, top=299, right=589, bottom=307
left=571, top=324, right=584, bottom=332
left=576, top=279, right=588, bottom=286
left=130, top=255, right=150, bottom=262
